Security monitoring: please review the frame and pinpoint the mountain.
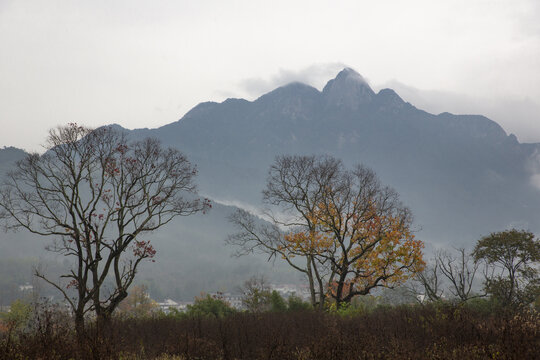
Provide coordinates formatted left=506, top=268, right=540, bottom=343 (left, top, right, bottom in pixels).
left=124, top=68, right=540, bottom=247
left=0, top=147, right=26, bottom=175
left=2, top=68, right=540, bottom=301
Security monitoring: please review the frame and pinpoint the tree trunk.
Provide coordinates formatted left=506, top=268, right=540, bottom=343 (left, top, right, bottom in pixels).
left=335, top=272, right=349, bottom=308
left=74, top=311, right=86, bottom=344
left=306, top=257, right=317, bottom=307
left=311, top=257, right=326, bottom=310
left=96, top=311, right=112, bottom=332
left=94, top=289, right=128, bottom=332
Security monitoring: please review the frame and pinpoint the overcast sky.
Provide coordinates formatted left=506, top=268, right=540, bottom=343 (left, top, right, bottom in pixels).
left=1, top=0, right=539, bottom=152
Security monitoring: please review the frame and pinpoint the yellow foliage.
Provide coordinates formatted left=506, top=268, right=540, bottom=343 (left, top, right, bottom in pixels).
left=282, top=197, right=424, bottom=299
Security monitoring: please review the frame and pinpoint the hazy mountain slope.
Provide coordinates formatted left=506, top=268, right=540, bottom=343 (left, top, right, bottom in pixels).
left=127, top=68, right=540, bottom=246
left=0, top=147, right=297, bottom=300
left=0, top=191, right=295, bottom=301
left=0, top=147, right=26, bottom=177
left=123, top=201, right=297, bottom=300
left=0, top=147, right=45, bottom=257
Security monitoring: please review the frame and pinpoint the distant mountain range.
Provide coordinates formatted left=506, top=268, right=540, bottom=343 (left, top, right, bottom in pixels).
left=126, top=68, right=540, bottom=246
left=2, top=68, right=540, bottom=299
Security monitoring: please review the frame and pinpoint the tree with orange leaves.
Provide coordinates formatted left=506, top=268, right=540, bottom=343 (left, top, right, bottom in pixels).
left=228, top=155, right=424, bottom=308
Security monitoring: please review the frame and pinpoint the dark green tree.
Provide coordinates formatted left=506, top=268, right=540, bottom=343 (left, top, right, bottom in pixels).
left=473, top=229, right=540, bottom=308
left=269, top=290, right=287, bottom=312
left=186, top=294, right=236, bottom=318
left=287, top=294, right=311, bottom=311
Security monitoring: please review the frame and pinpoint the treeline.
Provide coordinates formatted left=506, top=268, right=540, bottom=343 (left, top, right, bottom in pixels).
left=1, top=301, right=538, bottom=360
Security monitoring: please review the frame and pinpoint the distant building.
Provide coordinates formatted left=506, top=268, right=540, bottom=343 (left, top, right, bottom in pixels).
left=270, top=283, right=310, bottom=300
left=209, top=292, right=244, bottom=310
left=157, top=299, right=193, bottom=313
left=18, top=283, right=33, bottom=292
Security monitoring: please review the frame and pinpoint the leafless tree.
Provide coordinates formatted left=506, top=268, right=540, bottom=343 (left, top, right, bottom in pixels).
left=410, top=248, right=485, bottom=303
left=411, top=261, right=444, bottom=303
left=437, top=248, right=484, bottom=302
left=239, top=275, right=272, bottom=312
left=0, top=124, right=209, bottom=333
left=227, top=208, right=329, bottom=309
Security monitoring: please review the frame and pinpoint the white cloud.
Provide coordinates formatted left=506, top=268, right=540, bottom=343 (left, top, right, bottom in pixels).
left=238, top=63, right=347, bottom=98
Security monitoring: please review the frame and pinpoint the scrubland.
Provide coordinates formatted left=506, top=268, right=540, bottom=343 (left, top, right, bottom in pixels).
left=1, top=302, right=538, bottom=360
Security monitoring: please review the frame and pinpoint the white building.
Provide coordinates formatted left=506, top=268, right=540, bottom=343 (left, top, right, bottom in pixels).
left=157, top=299, right=193, bottom=313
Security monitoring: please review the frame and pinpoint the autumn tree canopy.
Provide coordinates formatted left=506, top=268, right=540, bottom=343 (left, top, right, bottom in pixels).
left=0, top=124, right=209, bottom=332
left=228, top=155, right=424, bottom=307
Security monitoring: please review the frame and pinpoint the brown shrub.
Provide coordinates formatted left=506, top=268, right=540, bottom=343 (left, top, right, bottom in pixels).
left=0, top=304, right=538, bottom=359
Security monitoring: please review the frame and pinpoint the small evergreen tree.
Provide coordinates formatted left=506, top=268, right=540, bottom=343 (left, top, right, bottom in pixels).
left=269, top=291, right=287, bottom=312
left=186, top=295, right=236, bottom=318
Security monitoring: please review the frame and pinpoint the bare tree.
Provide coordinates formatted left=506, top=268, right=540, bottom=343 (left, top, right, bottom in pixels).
left=0, top=124, right=209, bottom=333
left=437, top=248, right=484, bottom=302
left=228, top=155, right=425, bottom=308
left=227, top=208, right=328, bottom=308
left=239, top=275, right=272, bottom=312
left=411, top=261, right=444, bottom=303
left=410, top=248, right=485, bottom=304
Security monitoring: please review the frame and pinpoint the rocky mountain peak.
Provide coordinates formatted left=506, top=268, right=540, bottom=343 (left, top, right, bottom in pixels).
left=322, top=68, right=375, bottom=110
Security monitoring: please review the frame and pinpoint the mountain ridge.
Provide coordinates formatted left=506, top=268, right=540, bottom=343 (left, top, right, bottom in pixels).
left=3, top=69, right=540, bottom=248
left=131, top=68, right=540, bottom=246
